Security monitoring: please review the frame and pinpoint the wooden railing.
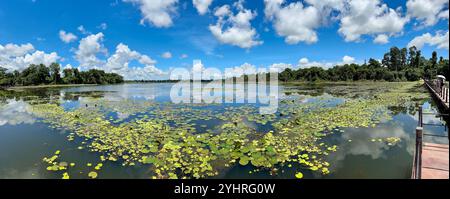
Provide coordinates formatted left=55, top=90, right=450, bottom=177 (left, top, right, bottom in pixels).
left=412, top=106, right=423, bottom=179
left=424, top=79, right=449, bottom=108
left=412, top=127, right=423, bottom=179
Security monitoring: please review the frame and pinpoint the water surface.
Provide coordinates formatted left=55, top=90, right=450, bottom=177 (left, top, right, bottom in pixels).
left=0, top=82, right=448, bottom=179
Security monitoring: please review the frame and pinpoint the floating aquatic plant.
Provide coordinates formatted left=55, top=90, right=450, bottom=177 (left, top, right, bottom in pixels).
left=31, top=82, right=425, bottom=179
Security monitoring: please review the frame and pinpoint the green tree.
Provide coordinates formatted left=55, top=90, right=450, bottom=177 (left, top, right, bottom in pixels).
left=415, top=50, right=422, bottom=68
left=400, top=48, right=407, bottom=70
left=49, top=63, right=62, bottom=84
left=368, top=58, right=381, bottom=68
left=382, top=53, right=390, bottom=68
left=430, top=51, right=438, bottom=78
left=408, top=46, right=417, bottom=67
left=389, top=47, right=401, bottom=72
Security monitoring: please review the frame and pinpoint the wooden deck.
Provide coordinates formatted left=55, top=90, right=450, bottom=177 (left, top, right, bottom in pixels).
left=421, top=143, right=449, bottom=179
left=411, top=80, right=449, bottom=179
left=424, top=80, right=449, bottom=110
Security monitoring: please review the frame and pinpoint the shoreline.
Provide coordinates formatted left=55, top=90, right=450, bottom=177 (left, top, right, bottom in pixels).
left=6, top=84, right=99, bottom=90
left=2, top=80, right=429, bottom=90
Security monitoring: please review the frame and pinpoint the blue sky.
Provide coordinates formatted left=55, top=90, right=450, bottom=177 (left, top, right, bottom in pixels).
left=0, top=0, right=448, bottom=79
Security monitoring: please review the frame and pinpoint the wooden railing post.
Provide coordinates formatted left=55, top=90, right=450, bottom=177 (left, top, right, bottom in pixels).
left=418, top=106, right=423, bottom=127
left=445, top=88, right=450, bottom=103
left=414, top=127, right=423, bottom=179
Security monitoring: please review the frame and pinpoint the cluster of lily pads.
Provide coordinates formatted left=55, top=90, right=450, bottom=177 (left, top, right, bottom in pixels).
left=29, top=81, right=426, bottom=179
left=370, top=137, right=402, bottom=146
left=42, top=150, right=99, bottom=179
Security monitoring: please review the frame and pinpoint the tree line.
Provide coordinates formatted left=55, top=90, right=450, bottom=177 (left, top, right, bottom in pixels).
left=279, top=46, right=449, bottom=82
left=0, top=63, right=124, bottom=88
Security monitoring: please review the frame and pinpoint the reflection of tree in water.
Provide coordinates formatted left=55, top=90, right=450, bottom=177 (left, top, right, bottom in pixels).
left=61, top=91, right=110, bottom=101
left=388, top=106, right=409, bottom=115
left=0, top=89, right=60, bottom=102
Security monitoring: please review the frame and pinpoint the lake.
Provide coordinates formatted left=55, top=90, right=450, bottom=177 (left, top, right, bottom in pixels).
left=0, top=82, right=448, bottom=179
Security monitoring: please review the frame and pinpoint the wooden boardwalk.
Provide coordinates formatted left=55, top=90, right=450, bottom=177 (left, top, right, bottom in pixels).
left=421, top=143, right=449, bottom=179
left=412, top=80, right=449, bottom=179
left=424, top=79, right=449, bottom=110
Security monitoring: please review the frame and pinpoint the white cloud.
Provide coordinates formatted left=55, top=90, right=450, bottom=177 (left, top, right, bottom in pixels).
left=193, top=0, right=213, bottom=15
left=224, top=62, right=258, bottom=78
left=408, top=30, right=449, bottom=50
left=97, top=23, right=108, bottom=30
left=161, top=51, right=172, bottom=59
left=298, top=57, right=334, bottom=69
left=269, top=63, right=294, bottom=72
left=338, top=0, right=408, bottom=43
left=264, top=0, right=409, bottom=44
left=78, top=25, right=90, bottom=34
left=209, top=0, right=262, bottom=49
left=0, top=43, right=60, bottom=71
left=101, top=43, right=165, bottom=80
left=180, top=54, right=188, bottom=59
left=75, top=33, right=107, bottom=69
left=123, top=65, right=167, bottom=80
left=373, top=34, right=389, bottom=44
left=59, top=30, right=78, bottom=43
left=342, top=55, right=356, bottom=64
left=438, top=9, right=449, bottom=20
left=123, top=0, right=178, bottom=28
left=297, top=55, right=356, bottom=69
left=406, top=0, right=449, bottom=27
left=0, top=43, right=34, bottom=58
left=72, top=33, right=167, bottom=80
left=105, top=43, right=141, bottom=71
left=264, top=0, right=321, bottom=44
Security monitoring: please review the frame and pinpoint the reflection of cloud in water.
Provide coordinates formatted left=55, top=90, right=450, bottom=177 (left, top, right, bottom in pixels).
left=329, top=123, right=414, bottom=171
left=404, top=105, right=448, bottom=145
left=62, top=84, right=160, bottom=102
left=116, top=112, right=130, bottom=120
left=0, top=100, right=35, bottom=126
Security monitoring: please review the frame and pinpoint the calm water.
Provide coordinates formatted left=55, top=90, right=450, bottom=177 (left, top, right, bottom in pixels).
left=0, top=83, right=448, bottom=179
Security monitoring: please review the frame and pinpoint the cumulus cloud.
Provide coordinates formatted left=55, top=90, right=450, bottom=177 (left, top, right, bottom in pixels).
left=0, top=43, right=60, bottom=71
left=123, top=0, right=178, bottom=28
left=297, top=55, right=356, bottom=69
left=338, top=0, right=408, bottom=43
left=264, top=0, right=408, bottom=45
left=75, top=33, right=107, bottom=69
left=72, top=33, right=167, bottom=80
left=342, top=55, right=356, bottom=64
left=264, top=0, right=321, bottom=44
left=224, top=62, right=258, bottom=78
left=269, top=63, right=293, bottom=72
left=209, top=0, right=263, bottom=49
left=408, top=30, right=449, bottom=50
left=406, top=0, right=449, bottom=27
left=59, top=30, right=78, bottom=43
left=161, top=51, right=172, bottom=59
left=0, top=43, right=34, bottom=58
left=373, top=34, right=389, bottom=44
left=193, top=0, right=213, bottom=15
left=298, top=57, right=334, bottom=69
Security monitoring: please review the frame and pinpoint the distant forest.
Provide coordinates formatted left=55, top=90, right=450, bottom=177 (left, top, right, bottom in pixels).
left=278, top=46, right=449, bottom=82
left=1, top=46, right=449, bottom=88
left=0, top=63, right=124, bottom=88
